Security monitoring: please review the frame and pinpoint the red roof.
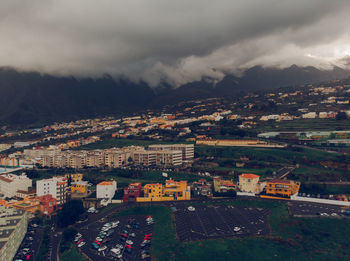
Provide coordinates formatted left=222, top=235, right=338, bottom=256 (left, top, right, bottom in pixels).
left=240, top=173, right=259, bottom=179
left=0, top=175, right=13, bottom=183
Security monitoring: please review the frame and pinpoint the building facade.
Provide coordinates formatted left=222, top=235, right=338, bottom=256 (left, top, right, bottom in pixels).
left=191, top=179, right=212, bottom=197
left=238, top=173, right=260, bottom=193
left=36, top=176, right=68, bottom=205
left=213, top=176, right=236, bottom=193
left=0, top=206, right=28, bottom=261
left=71, top=181, right=89, bottom=194
left=132, top=151, right=156, bottom=166
left=148, top=144, right=194, bottom=162
left=265, top=179, right=300, bottom=197
left=96, top=181, right=117, bottom=200
left=137, top=180, right=191, bottom=202
left=155, top=150, right=183, bottom=166
left=0, top=173, right=32, bottom=198
left=123, top=183, right=142, bottom=202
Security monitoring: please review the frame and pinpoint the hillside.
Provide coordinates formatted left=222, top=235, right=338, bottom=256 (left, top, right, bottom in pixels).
left=1, top=65, right=350, bottom=126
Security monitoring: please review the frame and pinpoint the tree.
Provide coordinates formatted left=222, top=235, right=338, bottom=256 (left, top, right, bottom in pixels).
left=57, top=200, right=85, bottom=227
left=336, top=111, right=347, bottom=120
left=26, top=169, right=39, bottom=179
left=60, top=227, right=78, bottom=253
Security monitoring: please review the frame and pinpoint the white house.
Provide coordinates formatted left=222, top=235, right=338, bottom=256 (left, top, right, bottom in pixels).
left=0, top=173, right=32, bottom=198
left=96, top=181, right=117, bottom=200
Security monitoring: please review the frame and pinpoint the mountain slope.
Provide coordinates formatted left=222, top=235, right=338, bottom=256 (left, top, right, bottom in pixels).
left=0, top=65, right=350, bottom=126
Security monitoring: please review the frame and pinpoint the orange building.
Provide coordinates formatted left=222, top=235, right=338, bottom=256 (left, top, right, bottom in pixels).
left=0, top=194, right=57, bottom=215
left=71, top=181, right=89, bottom=194
left=36, top=195, right=57, bottom=215
left=265, top=179, right=300, bottom=197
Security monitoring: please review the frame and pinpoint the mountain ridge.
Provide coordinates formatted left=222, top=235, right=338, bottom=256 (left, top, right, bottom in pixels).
left=0, top=65, right=349, bottom=126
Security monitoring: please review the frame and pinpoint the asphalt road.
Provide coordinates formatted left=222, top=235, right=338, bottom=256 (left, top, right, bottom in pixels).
left=13, top=225, right=43, bottom=261
left=287, top=201, right=346, bottom=217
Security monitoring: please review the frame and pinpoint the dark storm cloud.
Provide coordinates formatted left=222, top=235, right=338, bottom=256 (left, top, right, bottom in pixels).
left=1, top=0, right=350, bottom=86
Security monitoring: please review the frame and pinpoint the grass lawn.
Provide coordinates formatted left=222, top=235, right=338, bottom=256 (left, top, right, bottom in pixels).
left=195, top=145, right=337, bottom=164
left=60, top=244, right=87, bottom=261
left=36, top=225, right=51, bottom=261
left=255, top=119, right=350, bottom=132
left=76, top=138, right=193, bottom=150
left=115, top=200, right=350, bottom=261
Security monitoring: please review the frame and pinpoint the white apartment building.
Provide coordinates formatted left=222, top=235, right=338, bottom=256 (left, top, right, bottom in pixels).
left=132, top=150, right=156, bottom=166
left=0, top=206, right=28, bottom=261
left=148, top=144, right=194, bottom=162
left=155, top=150, right=183, bottom=166
left=96, top=181, right=117, bottom=200
left=36, top=176, right=68, bottom=205
left=104, top=151, right=124, bottom=168
left=0, top=173, right=32, bottom=198
left=39, top=145, right=190, bottom=169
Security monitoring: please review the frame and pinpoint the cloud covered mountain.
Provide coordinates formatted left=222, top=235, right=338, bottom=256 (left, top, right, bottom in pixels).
left=0, top=65, right=350, bottom=126
left=1, top=1, right=350, bottom=87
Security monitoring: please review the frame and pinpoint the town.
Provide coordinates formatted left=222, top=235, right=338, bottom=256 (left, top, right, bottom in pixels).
left=0, top=78, right=350, bottom=261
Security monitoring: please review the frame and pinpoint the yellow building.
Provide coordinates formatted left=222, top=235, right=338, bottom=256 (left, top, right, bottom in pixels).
left=265, top=179, right=300, bottom=197
left=71, top=181, right=89, bottom=194
left=136, top=180, right=191, bottom=202
left=65, top=173, right=83, bottom=183
left=238, top=173, right=260, bottom=193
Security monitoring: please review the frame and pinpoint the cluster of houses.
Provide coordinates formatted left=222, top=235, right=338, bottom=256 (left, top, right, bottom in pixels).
left=122, top=174, right=301, bottom=203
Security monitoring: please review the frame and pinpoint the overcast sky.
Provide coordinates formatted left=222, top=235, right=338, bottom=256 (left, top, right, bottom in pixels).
left=1, top=0, right=350, bottom=86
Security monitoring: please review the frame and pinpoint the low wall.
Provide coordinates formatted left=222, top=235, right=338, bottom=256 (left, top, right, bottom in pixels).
left=237, top=192, right=256, bottom=197
left=291, top=195, right=350, bottom=206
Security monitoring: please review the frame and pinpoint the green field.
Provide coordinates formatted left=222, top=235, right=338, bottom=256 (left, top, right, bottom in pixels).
left=114, top=201, right=350, bottom=261
left=60, top=244, right=87, bottom=261
left=255, top=119, right=350, bottom=132
left=194, top=144, right=344, bottom=181
left=195, top=145, right=337, bottom=163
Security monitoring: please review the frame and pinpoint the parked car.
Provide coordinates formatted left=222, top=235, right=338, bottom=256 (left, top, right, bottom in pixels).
left=78, top=242, right=86, bottom=248
left=110, top=248, right=121, bottom=255
left=91, top=242, right=99, bottom=249
left=98, top=245, right=107, bottom=252
left=115, top=244, right=123, bottom=249
left=188, top=206, right=195, bottom=211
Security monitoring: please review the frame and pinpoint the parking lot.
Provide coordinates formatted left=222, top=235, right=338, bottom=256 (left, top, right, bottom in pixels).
left=174, top=204, right=270, bottom=242
left=287, top=201, right=347, bottom=217
left=78, top=215, right=153, bottom=261
left=13, top=223, right=43, bottom=261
